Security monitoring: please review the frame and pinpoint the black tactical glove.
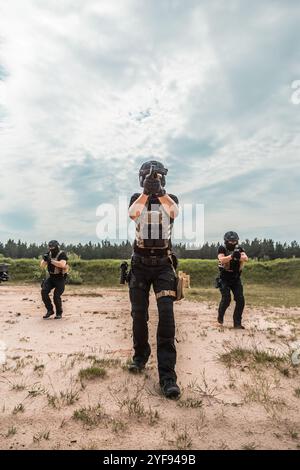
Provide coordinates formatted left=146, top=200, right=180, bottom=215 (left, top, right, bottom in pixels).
left=143, top=177, right=165, bottom=196
left=232, top=249, right=241, bottom=260
left=43, top=253, right=50, bottom=262
left=156, top=186, right=166, bottom=197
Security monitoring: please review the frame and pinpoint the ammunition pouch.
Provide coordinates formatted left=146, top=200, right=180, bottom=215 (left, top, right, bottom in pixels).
left=175, top=273, right=185, bottom=300
left=155, top=273, right=184, bottom=301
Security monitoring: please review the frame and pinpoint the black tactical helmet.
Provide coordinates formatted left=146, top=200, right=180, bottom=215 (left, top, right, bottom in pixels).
left=48, top=240, right=60, bottom=250
left=224, top=231, right=239, bottom=242
left=139, top=160, right=168, bottom=187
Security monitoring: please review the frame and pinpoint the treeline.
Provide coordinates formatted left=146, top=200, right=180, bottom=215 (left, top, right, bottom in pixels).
left=0, top=238, right=300, bottom=260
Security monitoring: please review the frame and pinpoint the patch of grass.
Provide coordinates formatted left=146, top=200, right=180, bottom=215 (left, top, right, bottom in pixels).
left=186, top=288, right=219, bottom=303
left=120, top=396, right=145, bottom=417
left=219, top=347, right=251, bottom=368
left=73, top=404, right=108, bottom=427
left=185, top=284, right=300, bottom=308
left=47, top=393, right=59, bottom=409
left=121, top=358, right=133, bottom=371
left=242, top=442, right=257, bottom=450
left=81, top=441, right=99, bottom=450
left=219, top=345, right=286, bottom=370
left=78, top=366, right=107, bottom=381
left=111, top=380, right=159, bottom=423
left=277, top=366, right=290, bottom=377
left=62, top=352, right=86, bottom=370
left=6, top=258, right=300, bottom=300
left=111, top=419, right=127, bottom=434
left=147, top=408, right=160, bottom=426
left=177, top=397, right=203, bottom=409
left=243, top=373, right=285, bottom=414
left=193, top=409, right=207, bottom=434
left=253, top=350, right=285, bottom=365
left=175, top=428, right=192, bottom=450
left=19, top=337, right=29, bottom=342
left=12, top=403, right=25, bottom=414
left=294, top=388, right=300, bottom=398
left=10, top=380, right=27, bottom=391
left=60, top=418, right=67, bottom=428
left=33, top=430, right=50, bottom=443
left=187, top=371, right=219, bottom=401
left=27, top=384, right=45, bottom=398
left=89, top=357, right=121, bottom=368
left=60, top=386, right=80, bottom=405
left=14, top=358, right=27, bottom=370
left=47, top=385, right=80, bottom=408
left=6, top=426, right=17, bottom=437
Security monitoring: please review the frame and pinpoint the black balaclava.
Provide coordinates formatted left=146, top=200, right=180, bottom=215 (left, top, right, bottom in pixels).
left=48, top=240, right=60, bottom=257
left=224, top=231, right=239, bottom=251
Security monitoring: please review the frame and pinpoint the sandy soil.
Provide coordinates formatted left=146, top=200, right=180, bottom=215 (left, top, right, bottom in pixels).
left=0, top=284, right=299, bottom=450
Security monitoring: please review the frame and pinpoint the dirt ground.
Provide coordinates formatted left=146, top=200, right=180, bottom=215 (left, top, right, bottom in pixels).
left=0, top=284, right=299, bottom=450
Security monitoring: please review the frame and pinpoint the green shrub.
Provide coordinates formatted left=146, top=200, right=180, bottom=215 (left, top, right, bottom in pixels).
left=32, top=268, right=44, bottom=283
left=2, top=257, right=300, bottom=287
left=67, top=269, right=83, bottom=285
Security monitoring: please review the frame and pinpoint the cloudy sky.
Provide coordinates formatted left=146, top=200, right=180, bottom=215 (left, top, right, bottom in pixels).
left=0, top=0, right=300, bottom=245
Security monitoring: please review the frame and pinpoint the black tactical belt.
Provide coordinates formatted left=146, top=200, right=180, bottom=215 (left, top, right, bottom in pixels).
left=132, top=254, right=170, bottom=266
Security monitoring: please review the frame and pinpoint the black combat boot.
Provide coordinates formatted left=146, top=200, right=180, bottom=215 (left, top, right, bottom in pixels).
left=43, top=311, right=54, bottom=319
left=160, top=378, right=181, bottom=399
left=127, top=360, right=146, bottom=373
left=234, top=324, right=245, bottom=329
left=54, top=313, right=62, bottom=319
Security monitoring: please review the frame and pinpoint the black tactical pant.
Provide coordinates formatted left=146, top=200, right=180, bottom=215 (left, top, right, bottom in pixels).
left=41, top=275, right=65, bottom=315
left=129, top=261, right=177, bottom=384
left=218, top=277, right=245, bottom=326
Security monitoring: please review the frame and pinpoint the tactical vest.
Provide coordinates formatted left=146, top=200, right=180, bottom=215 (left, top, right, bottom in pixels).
left=218, top=246, right=242, bottom=275
left=135, top=200, right=173, bottom=251
left=50, top=251, right=69, bottom=275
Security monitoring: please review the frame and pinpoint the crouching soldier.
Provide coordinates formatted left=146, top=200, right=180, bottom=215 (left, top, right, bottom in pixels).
left=40, top=240, right=68, bottom=319
left=127, top=160, right=181, bottom=399
left=217, top=231, right=248, bottom=329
